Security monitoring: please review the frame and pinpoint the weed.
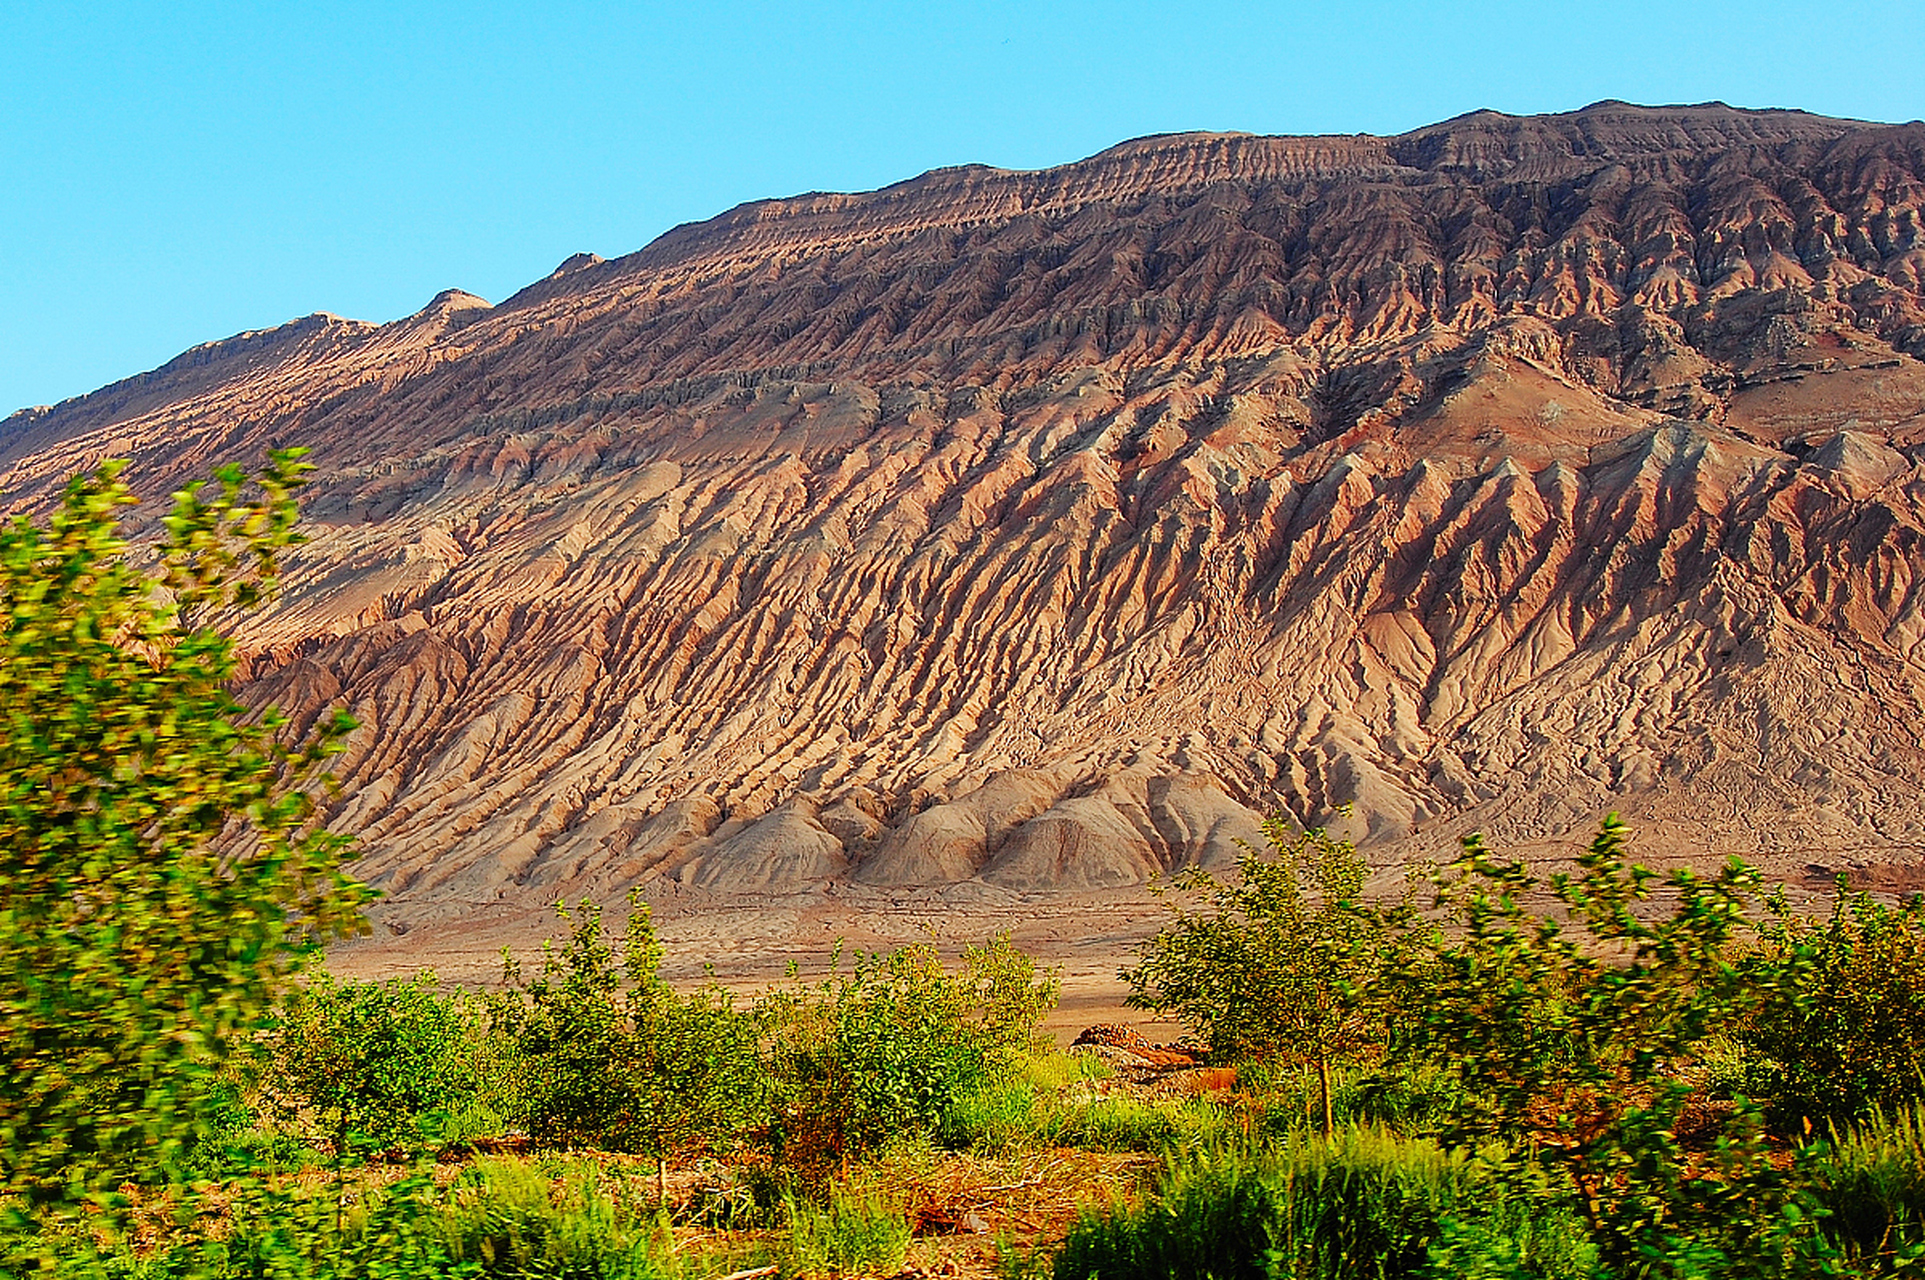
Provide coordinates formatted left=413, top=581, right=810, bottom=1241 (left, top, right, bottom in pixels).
left=437, top=1158, right=682, bottom=1278
left=1049, top=1095, right=1236, bottom=1153
left=781, top=1185, right=912, bottom=1276
left=940, top=1081, right=1043, bottom=1153
left=1052, top=1134, right=1595, bottom=1280
left=1021, top=1050, right=1112, bottom=1093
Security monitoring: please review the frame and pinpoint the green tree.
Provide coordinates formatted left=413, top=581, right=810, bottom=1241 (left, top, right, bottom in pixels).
left=1123, top=817, right=1413, bottom=1135
left=1748, top=883, right=1925, bottom=1132
left=271, top=970, right=481, bottom=1153
left=494, top=897, right=765, bottom=1195
left=0, top=454, right=366, bottom=1232
left=1400, top=815, right=1814, bottom=1276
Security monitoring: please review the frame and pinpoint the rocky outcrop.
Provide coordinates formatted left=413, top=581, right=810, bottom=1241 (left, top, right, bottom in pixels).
left=5, top=101, right=1925, bottom=926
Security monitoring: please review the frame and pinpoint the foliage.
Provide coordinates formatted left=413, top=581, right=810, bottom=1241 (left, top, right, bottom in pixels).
left=1051, top=1136, right=1595, bottom=1280
left=493, top=897, right=765, bottom=1167
left=1123, top=817, right=1417, bottom=1133
left=270, top=970, right=482, bottom=1153
left=0, top=454, right=366, bottom=1234
left=781, top=1185, right=913, bottom=1277
left=760, top=937, right=1059, bottom=1168
left=437, top=1158, right=683, bottom=1279
left=1748, top=884, right=1925, bottom=1132
left=1396, top=814, right=1831, bottom=1277
left=18, top=1165, right=459, bottom=1280
left=762, top=943, right=984, bottom=1167
left=215, top=1166, right=471, bottom=1279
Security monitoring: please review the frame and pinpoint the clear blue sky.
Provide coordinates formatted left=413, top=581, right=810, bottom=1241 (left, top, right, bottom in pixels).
left=3, top=0, right=1920, bottom=417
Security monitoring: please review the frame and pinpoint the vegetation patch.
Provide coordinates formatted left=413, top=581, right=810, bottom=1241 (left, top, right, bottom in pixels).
left=10, top=459, right=1925, bottom=1277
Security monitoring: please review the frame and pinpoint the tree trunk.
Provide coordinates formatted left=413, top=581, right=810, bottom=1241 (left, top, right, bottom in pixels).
left=1317, top=1054, right=1333, bottom=1139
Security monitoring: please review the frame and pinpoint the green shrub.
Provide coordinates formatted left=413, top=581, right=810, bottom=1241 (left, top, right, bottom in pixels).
left=39, top=1159, right=685, bottom=1279
left=960, top=933, right=1063, bottom=1059
left=1335, top=1065, right=1472, bottom=1136
left=1237, top=1061, right=1469, bottom=1140
left=271, top=970, right=483, bottom=1153
left=761, top=938, right=1058, bottom=1168
left=1748, top=886, right=1925, bottom=1132
left=53, top=1166, right=471, bottom=1279
left=493, top=898, right=765, bottom=1176
left=220, top=1168, right=470, bottom=1279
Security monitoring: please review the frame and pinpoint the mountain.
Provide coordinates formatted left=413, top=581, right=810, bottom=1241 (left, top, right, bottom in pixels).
left=7, top=100, right=1925, bottom=934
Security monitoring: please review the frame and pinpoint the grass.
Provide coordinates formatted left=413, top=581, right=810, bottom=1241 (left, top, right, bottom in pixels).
left=780, top=1185, right=913, bottom=1276
left=940, top=1048, right=1239, bottom=1156
left=1807, top=1106, right=1925, bottom=1270
left=1021, top=1050, right=1114, bottom=1092
left=1049, top=1094, right=1238, bottom=1153
left=1051, top=1130, right=1597, bottom=1280
left=940, top=1080, right=1238, bottom=1154
left=940, top=1079, right=1047, bottom=1153
left=437, top=1158, right=684, bottom=1278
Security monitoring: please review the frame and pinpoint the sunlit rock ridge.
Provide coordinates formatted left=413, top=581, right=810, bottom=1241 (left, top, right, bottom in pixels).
left=8, top=100, right=1925, bottom=922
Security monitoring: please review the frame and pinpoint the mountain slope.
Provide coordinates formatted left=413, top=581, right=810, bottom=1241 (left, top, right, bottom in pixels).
left=7, top=100, right=1925, bottom=927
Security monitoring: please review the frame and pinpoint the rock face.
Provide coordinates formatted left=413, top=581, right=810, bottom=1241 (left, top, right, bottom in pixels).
left=7, top=101, right=1925, bottom=924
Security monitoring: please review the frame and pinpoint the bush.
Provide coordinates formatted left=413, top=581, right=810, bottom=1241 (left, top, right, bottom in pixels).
left=1021, top=1050, right=1112, bottom=1093
left=0, top=455, right=366, bottom=1248
left=1242, top=1061, right=1469, bottom=1140
left=271, top=970, right=483, bottom=1153
left=761, top=937, right=1058, bottom=1168
left=959, top=933, right=1063, bottom=1059
left=493, top=898, right=765, bottom=1177
left=218, top=1167, right=472, bottom=1279
left=1748, top=885, right=1925, bottom=1132
left=938, top=1079, right=1044, bottom=1153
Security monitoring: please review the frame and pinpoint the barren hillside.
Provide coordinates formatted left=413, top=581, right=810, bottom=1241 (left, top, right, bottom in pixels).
left=7, top=100, right=1925, bottom=946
